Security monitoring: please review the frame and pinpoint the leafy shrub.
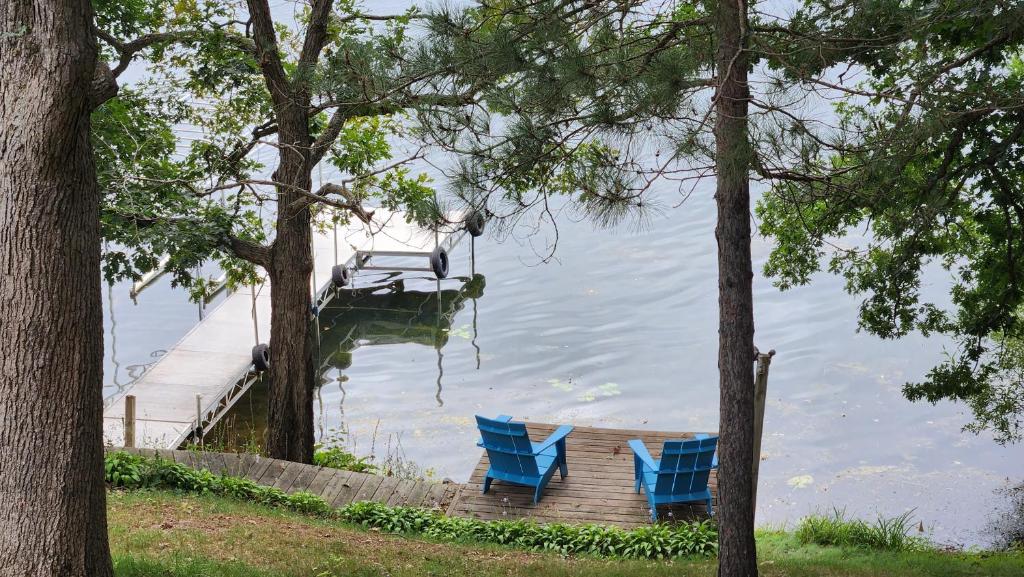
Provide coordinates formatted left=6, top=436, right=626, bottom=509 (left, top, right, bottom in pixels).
left=336, top=501, right=717, bottom=559
left=104, top=451, right=145, bottom=488
left=796, top=508, right=925, bottom=551
left=104, top=451, right=329, bottom=514
left=287, top=491, right=333, bottom=516
left=104, top=451, right=718, bottom=560
left=312, top=446, right=375, bottom=473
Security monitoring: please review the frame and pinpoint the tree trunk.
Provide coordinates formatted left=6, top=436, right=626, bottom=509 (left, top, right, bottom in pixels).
left=264, top=117, right=316, bottom=463
left=714, top=0, right=757, bottom=575
left=0, top=1, right=113, bottom=576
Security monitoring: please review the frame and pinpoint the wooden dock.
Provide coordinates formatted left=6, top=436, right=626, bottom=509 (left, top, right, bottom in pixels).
left=103, top=208, right=469, bottom=449
left=446, top=422, right=717, bottom=527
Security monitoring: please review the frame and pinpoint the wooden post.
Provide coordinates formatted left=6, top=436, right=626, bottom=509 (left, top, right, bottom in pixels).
left=752, top=348, right=775, bottom=519
left=195, top=394, right=203, bottom=448
left=124, top=395, right=136, bottom=449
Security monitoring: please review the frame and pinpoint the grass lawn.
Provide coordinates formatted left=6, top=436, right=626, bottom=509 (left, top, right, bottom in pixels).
left=108, top=490, right=1023, bottom=577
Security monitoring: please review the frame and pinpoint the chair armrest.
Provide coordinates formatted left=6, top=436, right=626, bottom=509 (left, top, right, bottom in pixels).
left=533, top=425, right=573, bottom=454
left=628, top=439, right=658, bottom=470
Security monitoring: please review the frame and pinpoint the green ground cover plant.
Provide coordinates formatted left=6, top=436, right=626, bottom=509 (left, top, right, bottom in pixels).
left=104, top=451, right=716, bottom=560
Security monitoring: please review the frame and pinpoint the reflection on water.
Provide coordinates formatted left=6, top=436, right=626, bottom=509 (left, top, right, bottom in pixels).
left=102, top=188, right=1023, bottom=547
left=211, top=274, right=485, bottom=445
left=314, top=275, right=487, bottom=409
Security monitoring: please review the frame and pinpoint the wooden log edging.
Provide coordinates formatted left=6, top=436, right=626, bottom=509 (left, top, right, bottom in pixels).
left=103, top=447, right=461, bottom=512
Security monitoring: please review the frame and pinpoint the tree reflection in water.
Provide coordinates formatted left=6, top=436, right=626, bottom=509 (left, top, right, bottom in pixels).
left=211, top=274, right=485, bottom=447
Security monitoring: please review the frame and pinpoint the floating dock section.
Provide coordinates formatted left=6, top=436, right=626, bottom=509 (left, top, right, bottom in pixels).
left=103, top=208, right=472, bottom=448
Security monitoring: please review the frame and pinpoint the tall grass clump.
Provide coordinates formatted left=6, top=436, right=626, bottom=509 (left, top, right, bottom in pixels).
left=796, top=508, right=926, bottom=551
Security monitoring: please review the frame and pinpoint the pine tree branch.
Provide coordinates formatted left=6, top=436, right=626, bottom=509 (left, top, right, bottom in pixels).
left=336, top=12, right=428, bottom=23
left=309, top=107, right=350, bottom=166
left=211, top=178, right=375, bottom=222
left=309, top=89, right=480, bottom=166
left=225, top=121, right=280, bottom=165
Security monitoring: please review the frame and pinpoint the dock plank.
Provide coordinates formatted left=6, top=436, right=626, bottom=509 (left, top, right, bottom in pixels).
left=321, top=470, right=354, bottom=506
left=306, top=467, right=337, bottom=497
left=256, top=458, right=288, bottom=486
left=403, top=481, right=430, bottom=509
left=422, top=483, right=449, bottom=510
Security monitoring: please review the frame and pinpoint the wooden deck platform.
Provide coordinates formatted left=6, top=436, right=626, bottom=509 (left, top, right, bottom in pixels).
left=446, top=422, right=718, bottom=527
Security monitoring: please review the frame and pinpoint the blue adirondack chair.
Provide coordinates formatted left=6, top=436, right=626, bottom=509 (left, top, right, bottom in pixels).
left=628, top=434, right=718, bottom=521
left=475, top=415, right=573, bottom=503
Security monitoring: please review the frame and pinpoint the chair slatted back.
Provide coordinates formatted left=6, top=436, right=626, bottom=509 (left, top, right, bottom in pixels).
left=476, top=416, right=539, bottom=477
left=653, top=436, right=718, bottom=496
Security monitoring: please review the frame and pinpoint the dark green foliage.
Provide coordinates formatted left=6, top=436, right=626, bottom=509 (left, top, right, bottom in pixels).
left=91, top=0, right=448, bottom=300
left=795, top=509, right=925, bottom=552
left=92, top=87, right=263, bottom=297
left=104, top=451, right=145, bottom=487
left=342, top=501, right=718, bottom=559
left=103, top=452, right=716, bottom=560
left=756, top=0, right=1024, bottom=442
left=104, top=452, right=332, bottom=514
left=411, top=1, right=716, bottom=235
left=311, top=446, right=375, bottom=473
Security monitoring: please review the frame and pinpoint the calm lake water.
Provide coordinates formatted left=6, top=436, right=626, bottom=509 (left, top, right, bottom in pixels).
left=102, top=0, right=1022, bottom=547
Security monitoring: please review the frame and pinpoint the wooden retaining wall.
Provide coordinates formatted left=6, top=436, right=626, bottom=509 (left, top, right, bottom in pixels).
left=104, top=447, right=460, bottom=511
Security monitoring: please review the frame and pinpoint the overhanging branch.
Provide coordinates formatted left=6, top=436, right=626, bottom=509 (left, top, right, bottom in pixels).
left=225, top=234, right=272, bottom=267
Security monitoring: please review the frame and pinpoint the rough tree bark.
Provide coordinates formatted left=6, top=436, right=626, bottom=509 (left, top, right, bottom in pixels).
left=265, top=112, right=317, bottom=463
left=713, top=0, right=758, bottom=575
left=0, top=1, right=114, bottom=575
